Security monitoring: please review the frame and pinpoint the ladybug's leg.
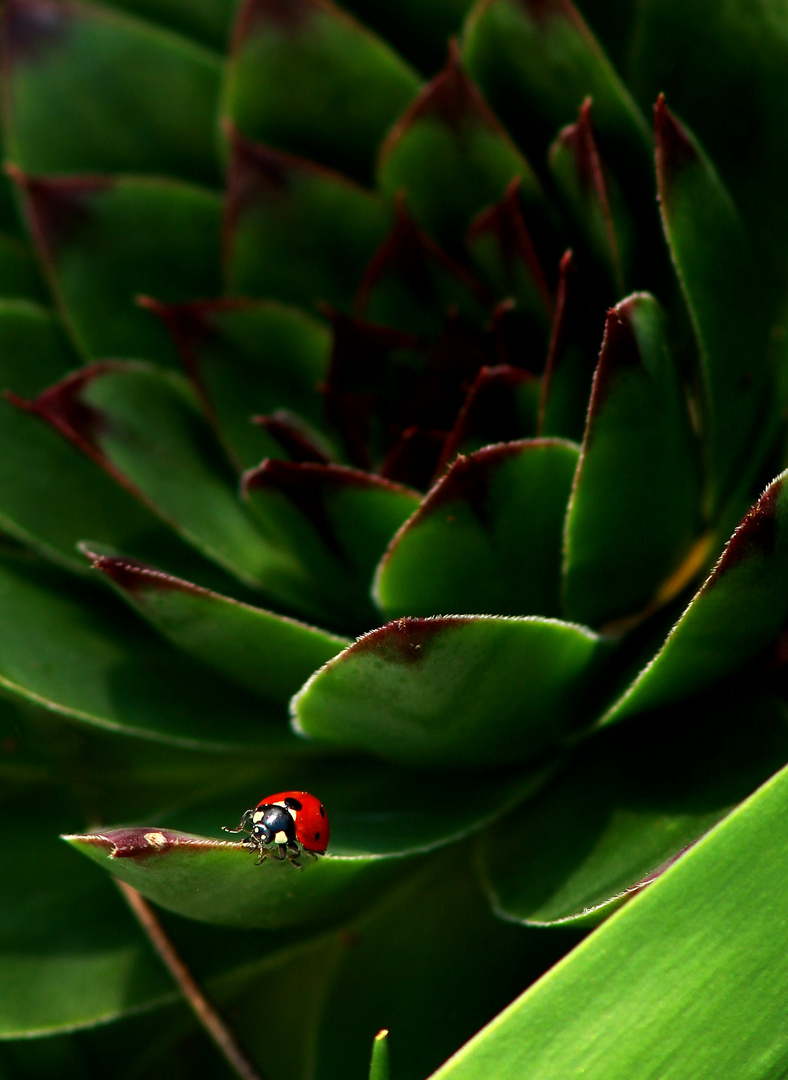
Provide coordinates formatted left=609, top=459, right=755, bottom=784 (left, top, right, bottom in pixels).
left=223, top=809, right=253, bottom=835
left=275, top=843, right=288, bottom=861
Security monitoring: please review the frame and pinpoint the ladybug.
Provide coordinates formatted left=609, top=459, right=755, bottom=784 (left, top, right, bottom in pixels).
left=223, top=791, right=329, bottom=868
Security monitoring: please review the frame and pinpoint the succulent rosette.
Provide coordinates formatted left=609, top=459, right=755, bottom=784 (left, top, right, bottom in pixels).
left=2, top=0, right=788, bottom=1077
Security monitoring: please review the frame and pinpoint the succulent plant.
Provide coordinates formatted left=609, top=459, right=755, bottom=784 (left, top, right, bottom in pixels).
left=3, top=0, right=788, bottom=1077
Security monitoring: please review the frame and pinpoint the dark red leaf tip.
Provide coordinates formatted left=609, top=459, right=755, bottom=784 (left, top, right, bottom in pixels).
left=2, top=0, right=70, bottom=66
left=707, top=479, right=784, bottom=583
left=586, top=301, right=642, bottom=418
left=89, top=553, right=196, bottom=596
left=232, top=0, right=316, bottom=46
left=350, top=616, right=470, bottom=665
left=418, top=439, right=535, bottom=523
left=6, top=363, right=119, bottom=457
left=73, top=827, right=210, bottom=859
left=654, top=94, right=698, bottom=184
left=243, top=459, right=414, bottom=557
left=8, top=170, right=112, bottom=261
left=381, top=37, right=500, bottom=162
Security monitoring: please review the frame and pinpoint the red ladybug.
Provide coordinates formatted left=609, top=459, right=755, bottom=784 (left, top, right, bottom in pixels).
left=224, top=791, right=329, bottom=868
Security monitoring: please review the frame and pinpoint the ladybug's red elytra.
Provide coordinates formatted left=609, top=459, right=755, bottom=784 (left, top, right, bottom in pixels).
left=223, top=791, right=329, bottom=868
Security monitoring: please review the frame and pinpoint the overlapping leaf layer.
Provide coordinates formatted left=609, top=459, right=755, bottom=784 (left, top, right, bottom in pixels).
left=2, top=0, right=788, bottom=1078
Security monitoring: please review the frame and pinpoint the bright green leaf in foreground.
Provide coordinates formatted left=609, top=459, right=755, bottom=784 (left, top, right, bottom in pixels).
left=433, top=755, right=788, bottom=1079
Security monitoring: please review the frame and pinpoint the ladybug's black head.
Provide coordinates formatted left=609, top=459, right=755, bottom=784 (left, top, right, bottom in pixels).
left=250, top=803, right=296, bottom=847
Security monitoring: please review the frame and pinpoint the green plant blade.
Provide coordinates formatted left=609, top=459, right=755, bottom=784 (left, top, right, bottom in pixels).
left=563, top=293, right=701, bottom=626
left=244, top=460, right=420, bottom=627
left=148, top=298, right=332, bottom=469
left=375, top=439, right=579, bottom=619
left=548, top=98, right=630, bottom=296
left=2, top=0, right=221, bottom=185
left=16, top=362, right=311, bottom=601
left=538, top=250, right=598, bottom=443
left=479, top=692, right=788, bottom=926
left=85, top=545, right=347, bottom=706
left=0, top=787, right=174, bottom=1037
left=431, top=757, right=788, bottom=1080
left=0, top=554, right=297, bottom=749
left=378, top=43, right=543, bottom=252
left=0, top=233, right=47, bottom=303
left=225, top=129, right=391, bottom=312
left=462, top=0, right=650, bottom=172
left=223, top=0, right=419, bottom=185
left=655, top=96, right=768, bottom=509
left=368, top=1029, right=389, bottom=1080
left=602, top=469, right=788, bottom=725
left=340, top=0, right=475, bottom=74
left=293, top=615, right=606, bottom=767
left=102, top=0, right=240, bottom=50
left=0, top=300, right=78, bottom=395
left=12, top=170, right=222, bottom=365
left=66, top=829, right=422, bottom=931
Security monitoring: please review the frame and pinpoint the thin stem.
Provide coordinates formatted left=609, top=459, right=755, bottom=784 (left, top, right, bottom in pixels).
left=116, top=879, right=266, bottom=1080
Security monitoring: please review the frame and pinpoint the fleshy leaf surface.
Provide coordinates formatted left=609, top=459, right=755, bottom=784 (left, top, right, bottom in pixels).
left=432, top=758, right=788, bottom=1080
left=12, top=170, right=222, bottom=365
left=0, top=554, right=297, bottom=749
left=655, top=96, right=768, bottom=508
left=378, top=42, right=543, bottom=250
left=462, top=0, right=650, bottom=172
left=244, top=460, right=420, bottom=626
left=15, top=362, right=314, bottom=604
left=225, top=129, right=390, bottom=312
left=602, top=470, right=788, bottom=725
left=563, top=293, right=701, bottom=626
left=149, top=298, right=332, bottom=469
left=376, top=439, right=579, bottom=619
left=85, top=546, right=347, bottom=706
left=293, top=615, right=606, bottom=767
left=3, top=0, right=222, bottom=185
left=224, top=0, right=420, bottom=184
left=480, top=693, right=788, bottom=925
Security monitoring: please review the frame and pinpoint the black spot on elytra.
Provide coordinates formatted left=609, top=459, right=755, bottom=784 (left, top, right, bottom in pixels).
left=319, top=805, right=325, bottom=818
left=284, top=796, right=303, bottom=811
left=314, top=832, right=320, bottom=841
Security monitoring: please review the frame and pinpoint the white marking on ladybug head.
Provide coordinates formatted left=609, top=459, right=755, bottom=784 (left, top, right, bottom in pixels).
left=252, top=811, right=264, bottom=823
left=274, top=830, right=289, bottom=844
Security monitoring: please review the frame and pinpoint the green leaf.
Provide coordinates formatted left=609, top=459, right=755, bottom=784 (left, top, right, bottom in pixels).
left=654, top=96, right=768, bottom=509
left=432, top=757, right=788, bottom=1080
left=368, top=1030, right=389, bottom=1080
left=0, top=299, right=78, bottom=396
left=376, top=439, right=579, bottom=619
left=85, top=545, right=347, bottom=706
left=0, top=233, right=47, bottom=303
left=462, top=0, right=650, bottom=172
left=67, top=828, right=421, bottom=931
left=548, top=98, right=630, bottom=296
left=563, top=293, right=701, bottom=627
left=225, top=129, right=391, bottom=312
left=2, top=0, right=222, bottom=185
left=244, top=460, right=420, bottom=626
left=601, top=469, right=788, bottom=726
left=378, top=43, right=543, bottom=252
left=223, top=0, right=420, bottom=185
left=146, top=297, right=332, bottom=469
left=537, top=250, right=598, bottom=443
left=101, top=0, right=239, bottom=50
left=17, top=362, right=311, bottom=602
left=479, top=692, right=788, bottom=926
left=293, top=615, right=606, bottom=767
left=12, top=170, right=222, bottom=366
left=0, top=787, right=173, bottom=1037
left=0, top=554, right=297, bottom=749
